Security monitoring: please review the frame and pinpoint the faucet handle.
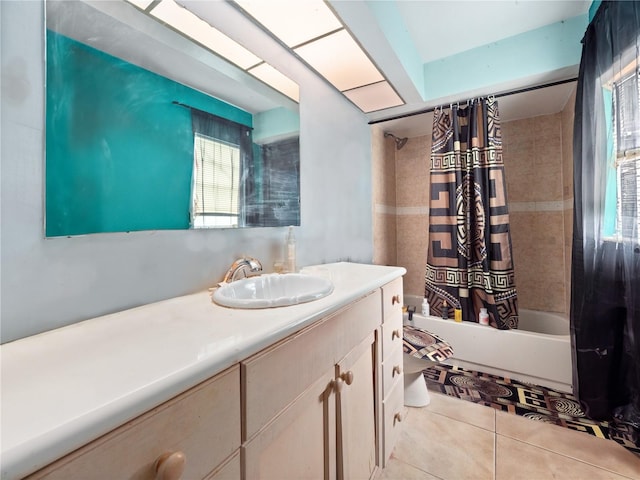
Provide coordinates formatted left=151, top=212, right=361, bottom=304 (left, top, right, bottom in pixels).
left=245, top=256, right=263, bottom=272
left=221, top=256, right=263, bottom=284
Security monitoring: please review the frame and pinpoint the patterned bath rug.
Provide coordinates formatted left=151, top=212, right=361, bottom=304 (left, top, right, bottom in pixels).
left=423, top=364, right=640, bottom=456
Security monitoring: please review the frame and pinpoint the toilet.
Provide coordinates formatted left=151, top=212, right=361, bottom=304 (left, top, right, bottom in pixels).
left=402, top=326, right=454, bottom=407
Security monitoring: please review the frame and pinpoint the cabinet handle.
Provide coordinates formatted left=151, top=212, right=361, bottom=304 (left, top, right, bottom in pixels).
left=391, top=329, right=401, bottom=340
left=340, top=370, right=354, bottom=386
left=154, top=451, right=186, bottom=480
left=394, top=412, right=403, bottom=424
left=392, top=365, right=402, bottom=376
left=391, top=295, right=401, bottom=305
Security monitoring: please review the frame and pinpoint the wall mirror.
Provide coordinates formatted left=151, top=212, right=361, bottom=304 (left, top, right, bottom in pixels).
left=45, top=0, right=301, bottom=237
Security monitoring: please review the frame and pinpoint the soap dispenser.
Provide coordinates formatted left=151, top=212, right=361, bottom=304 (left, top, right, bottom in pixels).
left=286, top=226, right=296, bottom=273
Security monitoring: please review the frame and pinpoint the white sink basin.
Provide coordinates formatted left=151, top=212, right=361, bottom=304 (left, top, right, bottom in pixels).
left=212, top=273, right=334, bottom=309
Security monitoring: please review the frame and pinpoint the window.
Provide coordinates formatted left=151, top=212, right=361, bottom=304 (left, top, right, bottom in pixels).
left=190, top=110, right=252, bottom=229
left=603, top=54, right=640, bottom=243
left=192, top=133, right=240, bottom=228
left=614, top=71, right=640, bottom=241
left=245, top=137, right=300, bottom=227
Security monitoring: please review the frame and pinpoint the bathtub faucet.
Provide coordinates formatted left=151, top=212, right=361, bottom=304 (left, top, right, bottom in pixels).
left=222, top=256, right=263, bottom=283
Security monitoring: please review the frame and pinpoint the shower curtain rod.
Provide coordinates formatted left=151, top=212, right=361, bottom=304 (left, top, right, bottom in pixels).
left=368, top=77, right=578, bottom=125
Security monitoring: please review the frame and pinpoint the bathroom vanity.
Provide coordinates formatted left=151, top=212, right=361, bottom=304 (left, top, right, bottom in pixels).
left=0, top=263, right=406, bottom=480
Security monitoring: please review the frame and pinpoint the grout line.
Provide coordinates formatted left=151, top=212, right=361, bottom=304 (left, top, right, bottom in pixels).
left=494, top=432, right=640, bottom=480
left=426, top=392, right=498, bottom=434
left=493, top=409, right=497, bottom=480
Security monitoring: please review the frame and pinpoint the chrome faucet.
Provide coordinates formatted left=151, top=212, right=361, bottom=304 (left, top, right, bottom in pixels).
left=221, top=256, right=263, bottom=283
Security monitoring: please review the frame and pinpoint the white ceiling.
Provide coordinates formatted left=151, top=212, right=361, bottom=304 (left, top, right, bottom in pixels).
left=378, top=80, right=576, bottom=138
left=348, top=0, right=589, bottom=137
left=48, top=0, right=589, bottom=139
left=396, top=1, right=590, bottom=64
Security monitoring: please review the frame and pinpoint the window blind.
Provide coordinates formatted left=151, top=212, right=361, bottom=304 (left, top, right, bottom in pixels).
left=614, top=66, right=640, bottom=241
left=194, top=133, right=240, bottom=217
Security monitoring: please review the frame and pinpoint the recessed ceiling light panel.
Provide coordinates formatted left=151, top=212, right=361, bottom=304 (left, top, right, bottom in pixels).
left=249, top=63, right=300, bottom=102
left=294, top=30, right=384, bottom=92
left=234, top=0, right=342, bottom=47
left=127, top=0, right=155, bottom=10
left=152, top=0, right=261, bottom=69
left=343, top=81, right=404, bottom=113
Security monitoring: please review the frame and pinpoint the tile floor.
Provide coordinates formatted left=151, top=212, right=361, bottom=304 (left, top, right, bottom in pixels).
left=382, top=392, right=640, bottom=480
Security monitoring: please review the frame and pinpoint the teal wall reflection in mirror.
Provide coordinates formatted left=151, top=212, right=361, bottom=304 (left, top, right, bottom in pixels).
left=45, top=1, right=300, bottom=237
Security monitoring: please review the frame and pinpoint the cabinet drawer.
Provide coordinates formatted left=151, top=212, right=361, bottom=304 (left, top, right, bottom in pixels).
left=380, top=317, right=403, bottom=361
left=381, top=278, right=403, bottom=325
left=28, top=366, right=241, bottom=480
left=382, top=380, right=405, bottom=467
left=243, top=290, right=381, bottom=441
left=381, top=345, right=404, bottom=398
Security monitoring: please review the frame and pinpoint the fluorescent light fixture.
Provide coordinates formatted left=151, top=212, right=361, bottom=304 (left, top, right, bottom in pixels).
left=151, top=0, right=261, bottom=70
left=343, top=81, right=404, bottom=113
left=127, top=0, right=155, bottom=10
left=234, top=0, right=341, bottom=47
left=130, top=0, right=404, bottom=111
left=232, top=0, right=405, bottom=112
left=248, top=63, right=300, bottom=102
left=294, top=29, right=383, bottom=92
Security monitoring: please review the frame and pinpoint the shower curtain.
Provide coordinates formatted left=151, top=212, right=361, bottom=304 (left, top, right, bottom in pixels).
left=571, top=0, right=640, bottom=429
left=424, top=97, right=518, bottom=330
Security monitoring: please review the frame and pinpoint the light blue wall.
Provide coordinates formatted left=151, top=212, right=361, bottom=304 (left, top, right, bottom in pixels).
left=365, top=0, right=425, bottom=98
left=422, top=14, right=588, bottom=101
left=253, top=107, right=299, bottom=144
left=1, top=1, right=372, bottom=343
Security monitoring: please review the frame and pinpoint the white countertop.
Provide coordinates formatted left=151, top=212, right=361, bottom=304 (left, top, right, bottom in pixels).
left=0, top=262, right=405, bottom=479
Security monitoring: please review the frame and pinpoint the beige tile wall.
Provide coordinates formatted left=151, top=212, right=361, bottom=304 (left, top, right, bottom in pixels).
left=561, top=89, right=576, bottom=314
left=395, top=134, right=431, bottom=297
left=372, top=94, right=575, bottom=315
left=371, top=125, right=397, bottom=266
left=503, top=113, right=568, bottom=313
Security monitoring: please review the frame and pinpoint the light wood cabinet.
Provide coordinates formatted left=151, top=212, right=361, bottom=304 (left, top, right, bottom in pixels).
left=26, top=365, right=241, bottom=480
left=24, top=278, right=404, bottom=480
left=242, top=368, right=336, bottom=480
left=335, top=332, right=377, bottom=480
left=380, top=278, right=405, bottom=466
left=242, top=291, right=381, bottom=480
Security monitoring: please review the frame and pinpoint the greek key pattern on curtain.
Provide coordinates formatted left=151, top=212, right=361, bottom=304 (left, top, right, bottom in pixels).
left=424, top=97, right=519, bottom=329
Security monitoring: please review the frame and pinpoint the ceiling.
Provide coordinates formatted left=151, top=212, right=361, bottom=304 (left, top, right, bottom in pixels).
left=48, top=0, right=590, bottom=138
left=395, top=1, right=589, bottom=64
left=379, top=80, right=577, bottom=138
left=332, top=0, right=590, bottom=137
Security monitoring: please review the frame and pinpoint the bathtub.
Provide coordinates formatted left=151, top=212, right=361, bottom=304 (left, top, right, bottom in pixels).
left=404, top=295, right=573, bottom=393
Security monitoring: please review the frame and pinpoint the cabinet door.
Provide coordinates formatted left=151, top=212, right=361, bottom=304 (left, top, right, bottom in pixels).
left=242, top=369, right=337, bottom=480
left=336, top=332, right=378, bottom=480
left=204, top=452, right=240, bottom=480
left=242, top=291, right=381, bottom=440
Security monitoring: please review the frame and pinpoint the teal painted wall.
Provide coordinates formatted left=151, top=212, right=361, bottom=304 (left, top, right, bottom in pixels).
left=422, top=14, right=588, bottom=102
left=46, top=31, right=252, bottom=237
